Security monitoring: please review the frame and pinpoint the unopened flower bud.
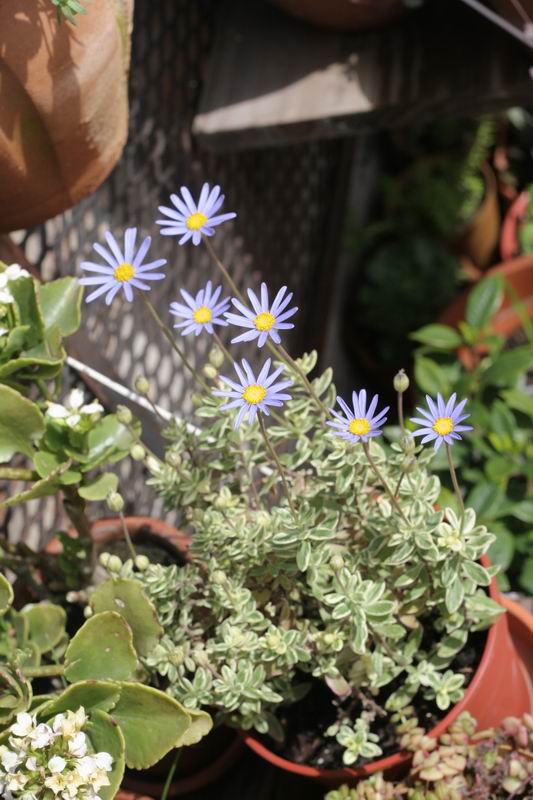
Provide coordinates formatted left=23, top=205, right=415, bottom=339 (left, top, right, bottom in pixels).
left=83, top=606, right=93, bottom=619
left=192, top=649, right=210, bottom=667
left=107, top=555, right=123, bottom=573
left=330, top=554, right=344, bottom=571
left=165, top=450, right=181, bottom=469
left=191, top=393, right=204, bottom=408
left=131, top=444, right=145, bottom=461
left=99, top=552, right=112, bottom=568
left=209, top=346, right=225, bottom=368
left=212, top=570, right=227, bottom=585
left=145, top=456, right=161, bottom=474
left=134, top=375, right=150, bottom=395
left=400, top=432, right=416, bottom=453
left=116, top=405, right=133, bottom=426
left=393, top=369, right=410, bottom=394
left=135, top=555, right=149, bottom=571
left=202, top=364, right=218, bottom=380
left=106, top=492, right=124, bottom=513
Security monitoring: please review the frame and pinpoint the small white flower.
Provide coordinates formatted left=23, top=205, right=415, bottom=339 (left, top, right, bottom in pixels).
left=0, top=265, right=30, bottom=305
left=1, top=749, right=20, bottom=771
left=94, top=751, right=113, bottom=771
left=25, top=756, right=37, bottom=770
left=7, top=772, right=28, bottom=791
left=90, top=768, right=111, bottom=792
left=48, top=755, right=66, bottom=773
left=45, top=772, right=69, bottom=794
left=10, top=712, right=34, bottom=738
left=77, top=756, right=96, bottom=778
left=4, top=264, right=29, bottom=282
left=29, top=723, right=54, bottom=749
left=68, top=731, right=87, bottom=758
left=47, top=388, right=104, bottom=429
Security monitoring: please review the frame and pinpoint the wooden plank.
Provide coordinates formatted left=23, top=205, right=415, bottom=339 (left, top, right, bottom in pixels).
left=193, top=0, right=533, bottom=151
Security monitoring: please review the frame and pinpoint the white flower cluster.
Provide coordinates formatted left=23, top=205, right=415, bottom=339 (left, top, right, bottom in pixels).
left=46, top=389, right=104, bottom=429
left=0, top=264, right=30, bottom=333
left=0, top=708, right=113, bottom=800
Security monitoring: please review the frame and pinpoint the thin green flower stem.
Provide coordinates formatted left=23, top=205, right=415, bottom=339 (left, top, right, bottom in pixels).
left=119, top=511, right=137, bottom=561
left=394, top=471, right=406, bottom=499
left=161, top=749, right=182, bottom=800
left=213, top=331, right=236, bottom=366
left=142, top=295, right=209, bottom=392
left=202, top=236, right=326, bottom=416
left=0, top=468, right=36, bottom=481
left=397, top=391, right=405, bottom=433
left=203, top=236, right=245, bottom=303
left=258, top=413, right=297, bottom=521
left=275, top=344, right=328, bottom=417
left=24, top=664, right=65, bottom=678
left=446, top=443, right=465, bottom=532
left=362, top=442, right=408, bottom=524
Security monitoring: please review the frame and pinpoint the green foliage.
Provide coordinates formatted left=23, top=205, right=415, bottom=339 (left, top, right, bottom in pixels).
left=324, top=712, right=533, bottom=798
left=101, top=351, right=502, bottom=764
left=517, top=184, right=533, bottom=255
left=411, top=274, right=533, bottom=592
left=63, top=611, right=137, bottom=682
left=51, top=0, right=88, bottom=23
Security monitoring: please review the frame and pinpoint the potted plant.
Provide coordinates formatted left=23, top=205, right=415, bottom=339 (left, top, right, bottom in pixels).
left=0, top=0, right=132, bottom=233
left=501, top=186, right=533, bottom=260
left=66, top=186, right=531, bottom=789
left=324, top=708, right=533, bottom=798
left=411, top=273, right=533, bottom=594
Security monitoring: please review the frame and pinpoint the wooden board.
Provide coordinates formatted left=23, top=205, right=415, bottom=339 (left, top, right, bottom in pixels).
left=193, top=0, right=533, bottom=151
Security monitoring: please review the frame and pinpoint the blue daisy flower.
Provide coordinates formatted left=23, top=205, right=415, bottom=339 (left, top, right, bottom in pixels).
left=156, top=183, right=236, bottom=246
left=327, top=391, right=389, bottom=443
left=225, top=283, right=298, bottom=348
left=79, top=228, right=166, bottom=305
left=169, top=281, right=230, bottom=336
left=213, top=358, right=293, bottom=429
left=410, top=393, right=473, bottom=451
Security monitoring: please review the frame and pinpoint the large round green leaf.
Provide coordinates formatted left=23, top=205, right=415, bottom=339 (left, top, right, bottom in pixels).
left=21, top=603, right=66, bottom=654
left=64, top=612, right=137, bottom=683
left=111, top=683, right=191, bottom=769
left=0, top=385, right=44, bottom=462
left=0, top=574, right=13, bottom=616
left=39, top=277, right=82, bottom=337
left=86, top=709, right=125, bottom=800
left=90, top=578, right=163, bottom=657
left=38, top=681, right=121, bottom=719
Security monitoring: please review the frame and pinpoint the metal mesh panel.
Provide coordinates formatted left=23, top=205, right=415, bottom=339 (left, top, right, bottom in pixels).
left=8, top=0, right=348, bottom=546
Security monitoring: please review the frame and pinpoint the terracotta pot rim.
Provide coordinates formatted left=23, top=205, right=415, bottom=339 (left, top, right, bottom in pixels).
left=243, top=558, right=522, bottom=781
left=500, top=190, right=530, bottom=262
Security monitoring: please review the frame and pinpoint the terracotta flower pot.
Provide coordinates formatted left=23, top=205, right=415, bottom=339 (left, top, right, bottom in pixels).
left=116, top=792, right=155, bottom=800
left=453, top=163, right=501, bottom=270
left=242, top=557, right=533, bottom=787
left=0, top=0, right=132, bottom=233
left=268, top=0, right=408, bottom=31
left=45, top=516, right=243, bottom=798
left=439, top=254, right=533, bottom=370
left=500, top=191, right=530, bottom=261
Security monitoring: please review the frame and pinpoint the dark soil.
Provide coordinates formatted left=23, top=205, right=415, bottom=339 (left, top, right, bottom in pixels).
left=260, top=628, right=486, bottom=771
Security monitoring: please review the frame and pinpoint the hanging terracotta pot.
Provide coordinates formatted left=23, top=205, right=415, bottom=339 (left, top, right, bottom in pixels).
left=45, top=516, right=243, bottom=798
left=453, top=163, right=500, bottom=270
left=0, top=0, right=133, bottom=233
left=242, top=558, right=533, bottom=788
left=268, top=0, right=409, bottom=31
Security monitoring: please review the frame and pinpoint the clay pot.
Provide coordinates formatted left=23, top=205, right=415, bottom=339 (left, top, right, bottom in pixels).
left=45, top=516, right=242, bottom=798
left=500, top=191, right=530, bottom=261
left=453, top=163, right=500, bottom=269
left=0, top=0, right=132, bottom=233
left=268, top=0, right=408, bottom=31
left=439, top=254, right=533, bottom=370
left=116, top=793, right=155, bottom=800
left=243, top=557, right=533, bottom=787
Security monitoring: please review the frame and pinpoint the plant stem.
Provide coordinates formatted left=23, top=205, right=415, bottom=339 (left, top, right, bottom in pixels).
left=275, top=344, right=328, bottom=417
left=203, top=237, right=245, bottom=303
left=0, top=468, right=36, bottom=481
left=213, top=331, right=236, bottom=365
left=62, top=486, right=93, bottom=552
left=397, top=391, right=405, bottom=433
left=24, top=664, right=65, bottom=678
left=142, top=295, right=209, bottom=392
left=446, top=443, right=465, bottom=532
left=258, top=413, right=297, bottom=521
left=362, top=442, right=408, bottom=524
left=161, top=749, right=182, bottom=800
left=119, top=512, right=137, bottom=561
left=393, top=472, right=405, bottom=499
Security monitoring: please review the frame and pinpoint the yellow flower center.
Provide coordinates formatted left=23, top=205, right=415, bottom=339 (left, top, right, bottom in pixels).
left=114, top=263, right=135, bottom=283
left=349, top=418, right=371, bottom=436
left=255, top=311, right=276, bottom=331
left=193, top=305, right=212, bottom=324
left=186, top=211, right=208, bottom=231
left=433, top=417, right=454, bottom=436
left=242, top=384, right=266, bottom=405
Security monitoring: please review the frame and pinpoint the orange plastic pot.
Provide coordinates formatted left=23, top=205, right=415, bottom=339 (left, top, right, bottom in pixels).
left=243, top=558, right=533, bottom=788
left=268, top=0, right=408, bottom=31
left=500, top=191, right=530, bottom=261
left=45, top=516, right=242, bottom=798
